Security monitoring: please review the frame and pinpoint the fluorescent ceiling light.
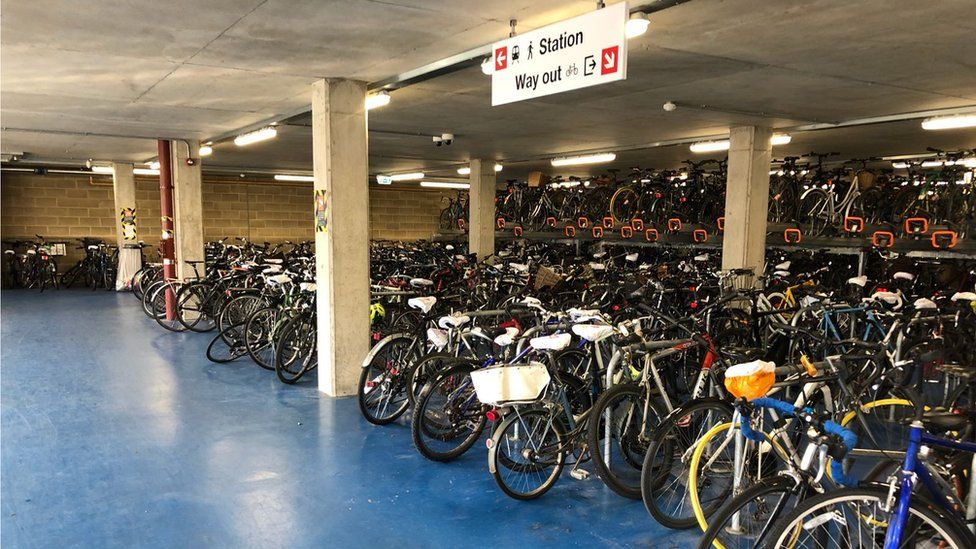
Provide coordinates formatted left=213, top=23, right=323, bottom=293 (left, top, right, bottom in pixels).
left=551, top=153, right=616, bottom=167
left=275, top=174, right=315, bottom=182
left=133, top=168, right=160, bottom=176
left=199, top=145, right=213, bottom=156
left=389, top=172, right=424, bottom=181
left=91, top=166, right=113, bottom=174
left=420, top=181, right=470, bottom=189
left=921, top=114, right=976, bottom=131
left=457, top=164, right=502, bottom=175
left=689, top=140, right=730, bottom=153
left=365, top=91, right=391, bottom=110
left=626, top=12, right=650, bottom=38
left=480, top=57, right=494, bottom=76
left=921, top=160, right=945, bottom=168
left=960, top=157, right=976, bottom=168
left=690, top=134, right=791, bottom=153
left=234, top=126, right=277, bottom=146
left=891, top=162, right=910, bottom=169
left=146, top=161, right=160, bottom=170
left=881, top=153, right=934, bottom=161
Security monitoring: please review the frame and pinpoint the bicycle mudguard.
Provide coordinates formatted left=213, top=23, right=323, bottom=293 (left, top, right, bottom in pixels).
left=360, top=332, right=413, bottom=367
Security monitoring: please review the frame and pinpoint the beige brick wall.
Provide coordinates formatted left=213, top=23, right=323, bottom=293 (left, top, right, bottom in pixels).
left=2, top=173, right=456, bottom=266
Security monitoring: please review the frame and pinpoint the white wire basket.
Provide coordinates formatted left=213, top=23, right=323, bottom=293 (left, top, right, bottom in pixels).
left=470, top=362, right=551, bottom=406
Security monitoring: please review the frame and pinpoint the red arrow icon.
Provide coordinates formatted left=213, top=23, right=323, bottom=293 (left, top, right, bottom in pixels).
left=600, top=46, right=618, bottom=75
left=495, top=46, right=508, bottom=71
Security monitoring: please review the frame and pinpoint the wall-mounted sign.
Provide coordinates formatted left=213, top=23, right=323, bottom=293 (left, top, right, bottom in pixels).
left=314, top=190, right=329, bottom=233
left=491, top=2, right=628, bottom=106
left=120, top=207, right=137, bottom=240
left=376, top=175, right=392, bottom=185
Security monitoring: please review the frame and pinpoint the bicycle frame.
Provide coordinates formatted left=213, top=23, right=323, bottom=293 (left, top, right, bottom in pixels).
left=884, top=422, right=976, bottom=548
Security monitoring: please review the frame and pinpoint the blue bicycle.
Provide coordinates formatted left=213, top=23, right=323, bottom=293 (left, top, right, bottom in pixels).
left=767, top=403, right=976, bottom=548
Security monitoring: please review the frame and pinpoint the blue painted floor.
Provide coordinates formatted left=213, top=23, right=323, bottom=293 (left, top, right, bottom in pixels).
left=1, top=290, right=697, bottom=548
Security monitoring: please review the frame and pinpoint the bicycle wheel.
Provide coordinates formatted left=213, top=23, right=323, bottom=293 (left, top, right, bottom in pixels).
left=641, top=398, right=734, bottom=529
left=488, top=407, right=567, bottom=500
left=177, top=282, right=217, bottom=332
left=587, top=382, right=666, bottom=499
left=357, top=335, right=418, bottom=424
left=273, top=312, right=317, bottom=384
left=244, top=306, right=278, bottom=371
left=219, top=294, right=264, bottom=337
left=153, top=282, right=186, bottom=332
left=142, top=280, right=164, bottom=317
left=766, top=486, right=972, bottom=548
left=411, top=362, right=487, bottom=462
left=697, top=475, right=802, bottom=549
left=206, top=324, right=248, bottom=363
left=688, top=420, right=790, bottom=532
left=407, top=352, right=457, bottom=407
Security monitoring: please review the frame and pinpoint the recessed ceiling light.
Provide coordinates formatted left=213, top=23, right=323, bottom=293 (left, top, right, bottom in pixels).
left=199, top=145, right=213, bottom=156
left=689, top=140, right=730, bottom=153
left=770, top=134, right=792, bottom=146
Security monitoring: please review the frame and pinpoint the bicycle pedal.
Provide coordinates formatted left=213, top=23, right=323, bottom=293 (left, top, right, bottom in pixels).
left=569, top=468, right=590, bottom=481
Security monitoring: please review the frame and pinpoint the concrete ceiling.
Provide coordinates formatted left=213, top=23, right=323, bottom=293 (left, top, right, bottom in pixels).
left=2, top=0, right=975, bottom=174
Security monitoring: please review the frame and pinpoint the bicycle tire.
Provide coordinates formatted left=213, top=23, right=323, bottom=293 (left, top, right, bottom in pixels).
left=488, top=407, right=567, bottom=500
left=411, top=362, right=487, bottom=462
left=697, top=475, right=802, bottom=549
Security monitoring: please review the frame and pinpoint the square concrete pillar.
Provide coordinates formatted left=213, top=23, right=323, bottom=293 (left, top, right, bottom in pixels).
left=468, top=159, right=495, bottom=260
left=171, top=141, right=205, bottom=280
left=312, top=78, right=371, bottom=397
left=721, top=126, right=772, bottom=277
left=112, top=162, right=141, bottom=289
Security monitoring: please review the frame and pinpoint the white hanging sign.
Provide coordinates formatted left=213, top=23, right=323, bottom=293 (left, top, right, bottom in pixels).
left=491, top=2, right=628, bottom=106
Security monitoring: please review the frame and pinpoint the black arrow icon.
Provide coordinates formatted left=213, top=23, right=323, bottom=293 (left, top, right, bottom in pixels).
left=584, top=55, right=596, bottom=76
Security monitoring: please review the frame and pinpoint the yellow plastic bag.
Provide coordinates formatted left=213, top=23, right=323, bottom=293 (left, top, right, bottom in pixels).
left=724, top=360, right=776, bottom=400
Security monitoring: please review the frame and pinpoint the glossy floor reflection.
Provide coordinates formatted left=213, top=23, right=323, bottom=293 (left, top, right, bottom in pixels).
left=1, top=290, right=698, bottom=548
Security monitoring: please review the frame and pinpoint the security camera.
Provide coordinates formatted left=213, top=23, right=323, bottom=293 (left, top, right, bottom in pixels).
left=433, top=136, right=443, bottom=146
left=441, top=133, right=454, bottom=146
left=663, top=101, right=677, bottom=112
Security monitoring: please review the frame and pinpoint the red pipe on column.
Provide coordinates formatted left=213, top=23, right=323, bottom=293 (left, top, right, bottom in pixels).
left=157, top=140, right=177, bottom=320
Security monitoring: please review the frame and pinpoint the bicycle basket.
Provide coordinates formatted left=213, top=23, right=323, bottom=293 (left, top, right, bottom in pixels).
left=471, top=362, right=551, bottom=406
left=724, top=360, right=776, bottom=400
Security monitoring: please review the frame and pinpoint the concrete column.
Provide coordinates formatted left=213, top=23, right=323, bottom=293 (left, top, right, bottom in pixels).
left=721, top=126, right=772, bottom=276
left=171, top=140, right=205, bottom=280
left=112, top=162, right=141, bottom=290
left=312, top=78, right=371, bottom=397
left=468, top=158, right=495, bottom=260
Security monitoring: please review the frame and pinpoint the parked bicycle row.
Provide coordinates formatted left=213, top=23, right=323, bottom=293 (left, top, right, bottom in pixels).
left=439, top=149, right=976, bottom=243
left=358, top=239, right=976, bottom=547
left=2, top=235, right=155, bottom=291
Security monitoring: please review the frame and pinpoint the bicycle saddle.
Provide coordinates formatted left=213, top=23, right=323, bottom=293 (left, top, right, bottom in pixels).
left=530, top=332, right=572, bottom=351
left=493, top=327, right=520, bottom=347
left=571, top=324, right=614, bottom=343
left=438, top=314, right=471, bottom=329
left=410, top=278, right=434, bottom=288
left=426, top=327, right=448, bottom=349
left=847, top=275, right=868, bottom=287
left=951, top=292, right=976, bottom=302
left=408, top=296, right=437, bottom=313
left=912, top=297, right=938, bottom=310
left=921, top=408, right=974, bottom=433
left=893, top=271, right=915, bottom=281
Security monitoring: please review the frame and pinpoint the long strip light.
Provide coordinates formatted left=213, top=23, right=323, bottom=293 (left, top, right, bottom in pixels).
left=389, top=172, right=424, bottom=181
left=275, top=174, right=315, bottom=182
left=91, top=166, right=113, bottom=174
left=690, top=134, right=792, bottom=153
left=365, top=91, right=391, bottom=111
left=457, top=164, right=502, bottom=175
left=234, top=126, right=278, bottom=146
left=921, top=114, right=976, bottom=131
left=134, top=168, right=160, bottom=176
left=420, top=181, right=470, bottom=189
left=551, top=153, right=616, bottom=167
